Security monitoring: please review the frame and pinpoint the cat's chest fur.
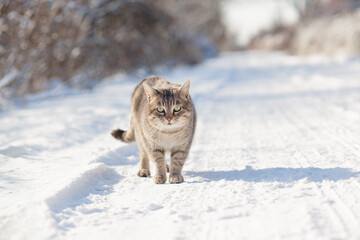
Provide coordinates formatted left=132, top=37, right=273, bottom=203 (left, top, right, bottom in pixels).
left=144, top=126, right=189, bottom=151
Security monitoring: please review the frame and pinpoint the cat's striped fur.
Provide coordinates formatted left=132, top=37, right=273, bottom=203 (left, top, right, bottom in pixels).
left=111, top=76, right=196, bottom=184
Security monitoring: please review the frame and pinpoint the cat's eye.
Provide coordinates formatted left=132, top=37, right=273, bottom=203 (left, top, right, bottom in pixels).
left=174, top=106, right=181, bottom=112
left=157, top=106, right=165, bottom=113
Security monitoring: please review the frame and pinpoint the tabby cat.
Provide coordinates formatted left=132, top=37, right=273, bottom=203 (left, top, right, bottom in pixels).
left=111, top=75, right=196, bottom=184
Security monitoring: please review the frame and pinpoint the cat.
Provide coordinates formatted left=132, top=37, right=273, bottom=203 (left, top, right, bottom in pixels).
left=111, top=75, right=196, bottom=184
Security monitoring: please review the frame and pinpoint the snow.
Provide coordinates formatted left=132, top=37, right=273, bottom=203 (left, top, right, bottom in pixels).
left=1, top=51, right=360, bottom=240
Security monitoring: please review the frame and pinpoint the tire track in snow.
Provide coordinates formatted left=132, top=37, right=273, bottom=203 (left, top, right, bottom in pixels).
left=298, top=96, right=360, bottom=226
left=307, top=94, right=360, bottom=230
left=309, top=94, right=360, bottom=160
left=264, top=99, right=334, bottom=236
left=283, top=107, right=350, bottom=238
left=278, top=97, right=360, bottom=238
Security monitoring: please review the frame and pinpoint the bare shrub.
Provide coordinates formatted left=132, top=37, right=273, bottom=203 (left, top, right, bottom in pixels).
left=247, top=25, right=295, bottom=51
left=291, top=10, right=360, bottom=57
left=246, top=0, right=360, bottom=57
left=0, top=0, right=227, bottom=99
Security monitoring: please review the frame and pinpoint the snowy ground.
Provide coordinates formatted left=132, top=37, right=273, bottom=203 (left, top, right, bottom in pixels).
left=1, top=52, right=360, bottom=240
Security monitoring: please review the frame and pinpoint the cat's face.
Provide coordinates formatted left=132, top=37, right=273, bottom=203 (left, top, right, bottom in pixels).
left=143, top=80, right=192, bottom=130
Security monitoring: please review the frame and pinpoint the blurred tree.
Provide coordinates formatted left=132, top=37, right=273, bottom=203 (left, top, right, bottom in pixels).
left=0, top=0, right=227, bottom=99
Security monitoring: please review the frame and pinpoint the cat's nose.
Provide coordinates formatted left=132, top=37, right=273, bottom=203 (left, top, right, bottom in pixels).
left=167, top=117, right=172, bottom=122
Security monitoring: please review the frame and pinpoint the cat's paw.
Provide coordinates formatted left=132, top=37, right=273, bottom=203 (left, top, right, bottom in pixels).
left=154, top=174, right=167, bottom=184
left=138, top=169, right=151, bottom=177
left=169, top=174, right=184, bottom=184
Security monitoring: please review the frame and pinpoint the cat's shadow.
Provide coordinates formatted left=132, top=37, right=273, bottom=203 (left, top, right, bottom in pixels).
left=185, top=166, right=360, bottom=183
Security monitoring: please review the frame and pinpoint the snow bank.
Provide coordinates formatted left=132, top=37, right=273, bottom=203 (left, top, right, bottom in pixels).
left=46, top=164, right=121, bottom=213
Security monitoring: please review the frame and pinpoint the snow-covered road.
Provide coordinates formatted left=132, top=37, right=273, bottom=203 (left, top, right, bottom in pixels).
left=1, top=52, right=360, bottom=240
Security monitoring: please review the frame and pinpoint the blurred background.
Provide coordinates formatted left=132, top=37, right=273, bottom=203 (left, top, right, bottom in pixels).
left=1, top=0, right=360, bottom=105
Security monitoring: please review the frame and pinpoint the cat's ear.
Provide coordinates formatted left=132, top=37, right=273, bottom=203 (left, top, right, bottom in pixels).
left=179, top=78, right=190, bottom=100
left=143, top=82, right=156, bottom=102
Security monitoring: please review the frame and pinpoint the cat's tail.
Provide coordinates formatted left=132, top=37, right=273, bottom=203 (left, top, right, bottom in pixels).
left=111, top=128, right=135, bottom=143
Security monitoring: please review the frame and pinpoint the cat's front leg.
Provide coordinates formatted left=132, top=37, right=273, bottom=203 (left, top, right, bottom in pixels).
left=150, top=149, right=167, bottom=184
left=169, top=150, right=188, bottom=184
left=137, top=144, right=151, bottom=177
